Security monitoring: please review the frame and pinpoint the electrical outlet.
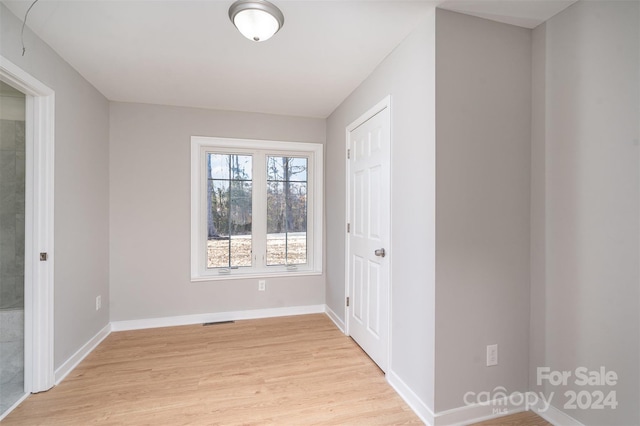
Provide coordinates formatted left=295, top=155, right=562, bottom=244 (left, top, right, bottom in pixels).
left=487, top=344, right=498, bottom=366
left=96, top=295, right=102, bottom=311
left=258, top=280, right=266, bottom=291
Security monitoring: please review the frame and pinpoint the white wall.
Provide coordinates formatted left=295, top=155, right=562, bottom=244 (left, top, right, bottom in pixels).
left=326, top=10, right=437, bottom=416
left=109, top=102, right=325, bottom=321
left=434, top=9, right=532, bottom=413
left=0, top=4, right=110, bottom=368
left=532, top=1, right=639, bottom=424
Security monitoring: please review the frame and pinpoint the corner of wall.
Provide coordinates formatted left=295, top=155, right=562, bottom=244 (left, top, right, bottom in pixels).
left=529, top=21, right=547, bottom=396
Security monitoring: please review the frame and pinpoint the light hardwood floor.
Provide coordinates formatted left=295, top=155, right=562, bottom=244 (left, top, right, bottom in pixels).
left=4, top=314, right=421, bottom=425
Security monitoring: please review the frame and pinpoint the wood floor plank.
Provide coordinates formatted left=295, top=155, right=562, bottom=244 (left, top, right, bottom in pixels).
left=3, top=314, right=421, bottom=425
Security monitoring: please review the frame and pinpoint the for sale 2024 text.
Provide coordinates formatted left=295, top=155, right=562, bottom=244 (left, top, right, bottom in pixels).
left=537, top=366, right=618, bottom=410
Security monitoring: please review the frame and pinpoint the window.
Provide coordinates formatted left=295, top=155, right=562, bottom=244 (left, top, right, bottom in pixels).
left=191, top=137, right=323, bottom=280
left=206, top=153, right=253, bottom=268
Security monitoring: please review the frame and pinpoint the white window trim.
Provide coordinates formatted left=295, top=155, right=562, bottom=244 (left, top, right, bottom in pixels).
left=191, top=136, right=323, bottom=281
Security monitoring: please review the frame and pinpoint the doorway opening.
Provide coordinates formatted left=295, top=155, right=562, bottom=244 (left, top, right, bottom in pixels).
left=0, top=55, right=55, bottom=420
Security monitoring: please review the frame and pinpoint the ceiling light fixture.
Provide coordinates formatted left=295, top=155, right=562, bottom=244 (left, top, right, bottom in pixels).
left=228, top=0, right=284, bottom=42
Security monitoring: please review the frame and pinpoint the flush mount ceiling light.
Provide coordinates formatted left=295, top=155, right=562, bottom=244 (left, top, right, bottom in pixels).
left=229, top=0, right=284, bottom=42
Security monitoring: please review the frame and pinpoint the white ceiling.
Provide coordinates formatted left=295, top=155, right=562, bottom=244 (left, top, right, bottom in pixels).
left=438, top=0, right=576, bottom=29
left=2, top=0, right=576, bottom=118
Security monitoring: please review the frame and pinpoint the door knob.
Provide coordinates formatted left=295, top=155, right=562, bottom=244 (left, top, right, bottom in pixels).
left=374, top=248, right=386, bottom=258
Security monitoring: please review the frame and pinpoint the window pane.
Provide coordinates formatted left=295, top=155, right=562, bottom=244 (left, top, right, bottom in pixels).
left=286, top=230, right=307, bottom=265
left=287, top=157, right=307, bottom=182
left=230, top=180, right=252, bottom=267
left=208, top=180, right=229, bottom=239
left=208, top=239, right=229, bottom=268
left=208, top=154, right=229, bottom=179
left=266, top=156, right=307, bottom=266
left=267, top=156, right=307, bottom=182
left=231, top=155, right=252, bottom=180
left=266, top=156, right=284, bottom=181
left=207, top=153, right=252, bottom=268
left=230, top=236, right=251, bottom=267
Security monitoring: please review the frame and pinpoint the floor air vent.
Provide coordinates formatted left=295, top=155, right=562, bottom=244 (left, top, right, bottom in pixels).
left=203, top=320, right=235, bottom=326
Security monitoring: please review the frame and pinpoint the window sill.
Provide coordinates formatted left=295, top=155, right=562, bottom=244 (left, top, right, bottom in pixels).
left=190, top=270, right=322, bottom=282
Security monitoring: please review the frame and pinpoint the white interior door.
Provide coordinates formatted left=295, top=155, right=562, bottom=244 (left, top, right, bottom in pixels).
left=346, top=100, right=390, bottom=372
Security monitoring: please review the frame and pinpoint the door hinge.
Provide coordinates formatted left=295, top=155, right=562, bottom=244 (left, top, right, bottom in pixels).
left=347, top=223, right=351, bottom=233
left=347, top=149, right=351, bottom=159
left=346, top=296, right=350, bottom=307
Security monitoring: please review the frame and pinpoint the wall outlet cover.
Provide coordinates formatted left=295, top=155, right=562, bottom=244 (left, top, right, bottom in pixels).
left=487, top=344, right=498, bottom=366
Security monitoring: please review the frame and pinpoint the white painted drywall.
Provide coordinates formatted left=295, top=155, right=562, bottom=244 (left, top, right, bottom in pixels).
left=533, top=1, right=639, bottom=424
left=326, top=9, right=437, bottom=414
left=435, top=9, right=532, bottom=413
left=0, top=4, right=110, bottom=369
left=108, top=102, right=325, bottom=321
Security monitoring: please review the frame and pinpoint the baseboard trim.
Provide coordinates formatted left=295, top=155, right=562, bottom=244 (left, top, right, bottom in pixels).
left=324, top=304, right=345, bottom=333
left=54, top=323, right=111, bottom=385
left=431, top=391, right=587, bottom=426
left=387, top=370, right=435, bottom=426
left=110, top=304, right=325, bottom=332
left=433, top=398, right=525, bottom=426
left=530, top=397, right=585, bottom=426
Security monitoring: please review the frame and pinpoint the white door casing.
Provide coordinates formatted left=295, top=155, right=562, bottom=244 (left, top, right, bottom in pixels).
left=0, top=55, right=55, bottom=394
left=346, top=97, right=391, bottom=372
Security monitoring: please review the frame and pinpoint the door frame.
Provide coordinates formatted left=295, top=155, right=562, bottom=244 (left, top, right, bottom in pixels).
left=0, top=55, right=55, bottom=393
left=344, top=95, right=392, bottom=366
